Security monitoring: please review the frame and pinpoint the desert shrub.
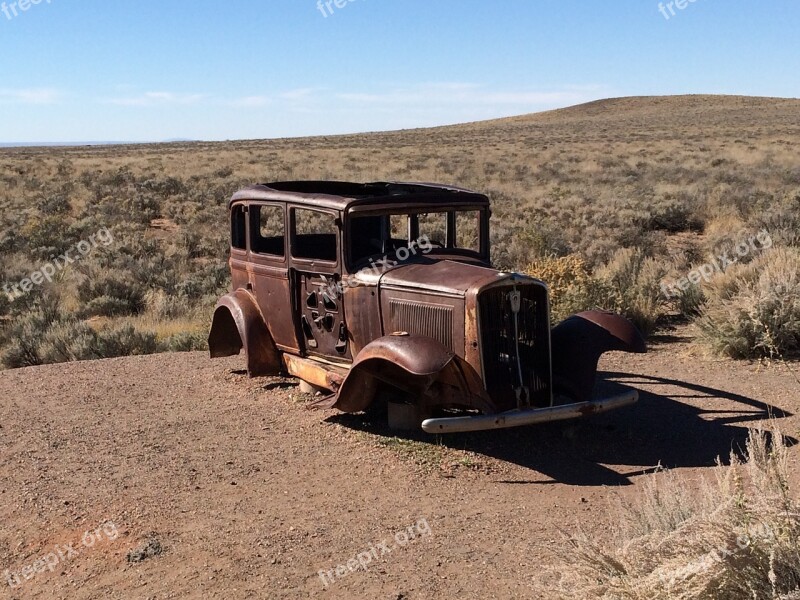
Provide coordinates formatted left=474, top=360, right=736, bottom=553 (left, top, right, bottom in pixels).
left=696, top=248, right=800, bottom=358
left=137, top=176, right=186, bottom=198
left=1, top=314, right=164, bottom=368
left=40, top=193, right=72, bottom=216
left=754, top=202, right=800, bottom=248
left=83, top=296, right=138, bottom=317
left=77, top=274, right=146, bottom=317
left=166, top=331, right=208, bottom=352
left=0, top=299, right=63, bottom=368
left=674, top=282, right=707, bottom=318
left=524, top=254, right=616, bottom=323
left=36, top=320, right=106, bottom=363
left=0, top=225, right=18, bottom=254
left=647, top=194, right=705, bottom=233
left=525, top=250, right=668, bottom=334
left=596, top=248, right=669, bottom=336
left=20, top=214, right=80, bottom=259
left=144, top=289, right=193, bottom=319
left=94, top=324, right=163, bottom=358
left=536, top=426, right=800, bottom=600
left=2, top=328, right=44, bottom=368
left=175, top=262, right=229, bottom=300
left=96, top=166, right=136, bottom=188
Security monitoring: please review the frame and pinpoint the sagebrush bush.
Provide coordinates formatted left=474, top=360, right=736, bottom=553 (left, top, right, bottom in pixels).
left=0, top=290, right=9, bottom=316
left=165, top=331, right=209, bottom=352
left=524, top=254, right=616, bottom=323
left=1, top=302, right=165, bottom=368
left=77, top=274, right=147, bottom=317
left=674, top=282, right=707, bottom=318
left=696, top=248, right=800, bottom=358
left=1, top=301, right=64, bottom=368
left=36, top=320, right=106, bottom=364
left=537, top=426, right=800, bottom=600
left=95, top=324, right=162, bottom=358
left=596, top=248, right=669, bottom=336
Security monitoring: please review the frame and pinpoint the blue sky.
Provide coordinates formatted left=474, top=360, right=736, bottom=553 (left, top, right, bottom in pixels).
left=0, top=0, right=798, bottom=143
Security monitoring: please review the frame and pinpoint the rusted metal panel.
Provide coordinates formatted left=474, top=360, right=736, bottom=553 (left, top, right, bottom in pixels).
left=282, top=354, right=345, bottom=392
left=381, top=289, right=464, bottom=355
left=249, top=260, right=299, bottom=353
left=231, top=182, right=490, bottom=211
left=379, top=260, right=500, bottom=297
left=388, top=299, right=454, bottom=351
left=208, top=289, right=281, bottom=377
left=318, top=334, right=496, bottom=414
left=551, top=310, right=647, bottom=403
left=342, top=284, right=382, bottom=356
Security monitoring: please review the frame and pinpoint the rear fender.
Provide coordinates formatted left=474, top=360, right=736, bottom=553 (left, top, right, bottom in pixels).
left=551, top=310, right=646, bottom=403
left=317, top=334, right=496, bottom=414
left=208, top=289, right=281, bottom=377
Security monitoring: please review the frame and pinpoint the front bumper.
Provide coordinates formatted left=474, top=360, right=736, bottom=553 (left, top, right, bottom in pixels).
left=420, top=389, right=638, bottom=434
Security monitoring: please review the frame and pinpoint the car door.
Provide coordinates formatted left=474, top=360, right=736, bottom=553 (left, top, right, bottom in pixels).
left=248, top=202, right=301, bottom=352
left=289, top=206, right=351, bottom=360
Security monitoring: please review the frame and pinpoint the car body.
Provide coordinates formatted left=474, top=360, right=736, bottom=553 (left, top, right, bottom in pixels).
left=209, top=181, right=646, bottom=433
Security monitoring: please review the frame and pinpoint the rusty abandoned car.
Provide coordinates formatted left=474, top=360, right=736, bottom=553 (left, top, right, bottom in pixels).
left=209, top=181, right=646, bottom=433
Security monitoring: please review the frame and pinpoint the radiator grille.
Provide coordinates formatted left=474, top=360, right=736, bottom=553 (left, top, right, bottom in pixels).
left=479, top=284, right=551, bottom=408
left=389, top=300, right=453, bottom=351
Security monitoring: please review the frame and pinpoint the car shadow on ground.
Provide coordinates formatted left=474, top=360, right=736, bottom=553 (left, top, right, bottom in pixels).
left=326, top=371, right=795, bottom=487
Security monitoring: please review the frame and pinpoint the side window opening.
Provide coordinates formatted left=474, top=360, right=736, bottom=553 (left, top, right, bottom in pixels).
left=292, top=209, right=338, bottom=262
left=417, top=212, right=447, bottom=248
left=231, top=204, right=247, bottom=250
left=455, top=210, right=481, bottom=252
left=251, top=205, right=285, bottom=257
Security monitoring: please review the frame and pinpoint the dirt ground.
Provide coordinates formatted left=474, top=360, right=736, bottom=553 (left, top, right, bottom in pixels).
left=1, top=330, right=799, bottom=599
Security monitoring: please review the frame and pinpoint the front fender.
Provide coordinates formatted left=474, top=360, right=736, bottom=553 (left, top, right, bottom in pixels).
left=319, top=333, right=496, bottom=414
left=208, top=289, right=281, bottom=377
left=551, top=310, right=646, bottom=403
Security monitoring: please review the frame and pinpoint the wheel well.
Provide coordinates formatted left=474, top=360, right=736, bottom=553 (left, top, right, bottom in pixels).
left=209, top=306, right=243, bottom=358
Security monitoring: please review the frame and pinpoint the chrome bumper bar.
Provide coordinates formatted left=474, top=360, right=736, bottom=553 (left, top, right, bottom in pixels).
left=421, top=390, right=638, bottom=434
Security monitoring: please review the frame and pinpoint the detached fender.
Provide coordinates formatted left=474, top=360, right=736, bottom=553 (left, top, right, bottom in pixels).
left=551, top=310, right=646, bottom=403
left=208, top=289, right=281, bottom=377
left=316, top=334, right=496, bottom=414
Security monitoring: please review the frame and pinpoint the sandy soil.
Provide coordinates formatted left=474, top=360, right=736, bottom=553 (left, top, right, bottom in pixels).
left=1, top=330, right=799, bottom=599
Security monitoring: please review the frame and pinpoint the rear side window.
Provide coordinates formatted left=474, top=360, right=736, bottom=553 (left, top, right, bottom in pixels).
left=251, top=205, right=285, bottom=257
left=417, top=212, right=447, bottom=247
left=231, top=205, right=247, bottom=250
left=292, top=209, right=338, bottom=262
left=455, top=210, right=481, bottom=252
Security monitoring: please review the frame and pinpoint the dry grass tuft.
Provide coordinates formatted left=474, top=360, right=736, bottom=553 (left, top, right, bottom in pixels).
left=537, top=425, right=800, bottom=599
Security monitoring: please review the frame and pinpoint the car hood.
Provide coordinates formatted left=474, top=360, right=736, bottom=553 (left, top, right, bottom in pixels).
left=377, top=259, right=518, bottom=297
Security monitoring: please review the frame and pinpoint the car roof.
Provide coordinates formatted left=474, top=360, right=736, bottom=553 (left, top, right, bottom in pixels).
left=229, top=181, right=490, bottom=211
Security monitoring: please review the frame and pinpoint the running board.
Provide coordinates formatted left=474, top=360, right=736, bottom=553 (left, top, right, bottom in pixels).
left=421, top=390, right=638, bottom=434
